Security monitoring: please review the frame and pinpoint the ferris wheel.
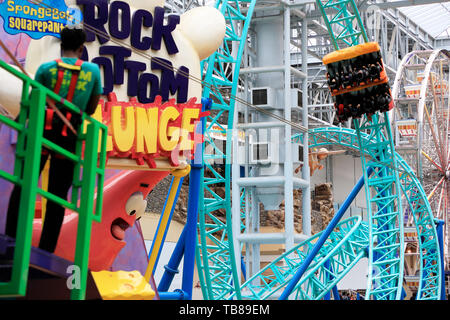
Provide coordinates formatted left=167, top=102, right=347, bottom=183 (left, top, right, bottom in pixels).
left=391, top=49, right=450, bottom=269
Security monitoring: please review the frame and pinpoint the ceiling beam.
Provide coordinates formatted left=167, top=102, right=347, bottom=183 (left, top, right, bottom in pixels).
left=359, top=0, right=450, bottom=10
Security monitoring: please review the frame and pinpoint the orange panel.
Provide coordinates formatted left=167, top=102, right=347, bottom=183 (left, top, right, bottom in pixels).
left=323, top=42, right=381, bottom=65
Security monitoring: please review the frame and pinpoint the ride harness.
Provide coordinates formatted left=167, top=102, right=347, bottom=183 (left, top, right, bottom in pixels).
left=43, top=58, right=84, bottom=157
left=45, top=58, right=84, bottom=137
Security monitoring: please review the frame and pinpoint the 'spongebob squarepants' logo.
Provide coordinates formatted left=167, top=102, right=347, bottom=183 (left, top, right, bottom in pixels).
left=0, top=0, right=82, bottom=39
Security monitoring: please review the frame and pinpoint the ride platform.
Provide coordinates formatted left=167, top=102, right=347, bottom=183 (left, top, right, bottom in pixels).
left=0, top=234, right=101, bottom=300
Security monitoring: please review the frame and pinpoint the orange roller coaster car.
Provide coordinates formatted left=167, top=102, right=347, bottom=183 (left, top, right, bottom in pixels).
left=323, top=42, right=394, bottom=123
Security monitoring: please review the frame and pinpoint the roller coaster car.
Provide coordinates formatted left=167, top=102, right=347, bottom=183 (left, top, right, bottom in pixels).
left=334, top=83, right=393, bottom=123
left=323, top=42, right=394, bottom=123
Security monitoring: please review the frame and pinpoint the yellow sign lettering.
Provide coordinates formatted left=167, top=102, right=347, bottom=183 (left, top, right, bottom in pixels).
left=112, top=106, right=135, bottom=152
left=179, top=108, right=200, bottom=151
left=136, top=107, right=158, bottom=154
left=158, top=106, right=180, bottom=151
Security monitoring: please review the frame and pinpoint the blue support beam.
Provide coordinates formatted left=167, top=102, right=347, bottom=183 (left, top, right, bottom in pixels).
left=157, top=98, right=209, bottom=300
left=279, top=167, right=373, bottom=300
left=434, top=219, right=445, bottom=300
left=323, top=258, right=341, bottom=300
left=148, top=175, right=184, bottom=277
left=158, top=227, right=186, bottom=293
left=158, top=290, right=187, bottom=300
left=332, top=284, right=340, bottom=300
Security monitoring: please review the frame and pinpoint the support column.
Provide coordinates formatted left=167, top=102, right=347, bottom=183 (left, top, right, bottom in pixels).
left=283, top=5, right=294, bottom=251
left=301, top=17, right=311, bottom=236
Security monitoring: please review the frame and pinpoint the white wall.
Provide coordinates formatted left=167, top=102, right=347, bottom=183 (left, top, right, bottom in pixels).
left=311, top=154, right=370, bottom=291
left=140, top=214, right=186, bottom=293
left=309, top=158, right=327, bottom=186
left=332, top=154, right=367, bottom=210
left=144, top=240, right=184, bottom=293
left=307, top=154, right=367, bottom=213
left=337, top=258, right=369, bottom=290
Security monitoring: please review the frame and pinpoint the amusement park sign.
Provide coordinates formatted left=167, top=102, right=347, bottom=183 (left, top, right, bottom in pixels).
left=77, top=0, right=190, bottom=104
left=0, top=0, right=226, bottom=170
left=75, top=0, right=201, bottom=169
left=91, top=93, right=205, bottom=169
left=0, top=0, right=82, bottom=39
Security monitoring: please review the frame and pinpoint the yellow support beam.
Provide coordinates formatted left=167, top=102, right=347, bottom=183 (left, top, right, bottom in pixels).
left=40, top=158, right=50, bottom=221
left=144, top=165, right=191, bottom=282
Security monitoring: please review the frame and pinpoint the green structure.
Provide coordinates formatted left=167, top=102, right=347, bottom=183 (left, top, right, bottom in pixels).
left=0, top=59, right=108, bottom=300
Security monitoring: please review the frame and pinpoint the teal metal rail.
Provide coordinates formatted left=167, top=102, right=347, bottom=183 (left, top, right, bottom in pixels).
left=196, top=0, right=440, bottom=300
left=233, top=217, right=368, bottom=300
left=293, top=127, right=441, bottom=300
left=354, top=114, right=404, bottom=299
left=315, top=0, right=368, bottom=50
left=204, top=125, right=440, bottom=300
left=314, top=0, right=405, bottom=299
left=198, top=0, right=257, bottom=300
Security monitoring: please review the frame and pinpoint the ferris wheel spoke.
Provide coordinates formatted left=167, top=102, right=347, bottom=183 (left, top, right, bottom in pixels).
left=426, top=175, right=445, bottom=202
left=421, top=150, right=444, bottom=174
left=437, top=61, right=450, bottom=168
left=443, top=182, right=449, bottom=251
left=446, top=121, right=450, bottom=169
left=436, top=180, right=446, bottom=220
left=423, top=103, right=446, bottom=168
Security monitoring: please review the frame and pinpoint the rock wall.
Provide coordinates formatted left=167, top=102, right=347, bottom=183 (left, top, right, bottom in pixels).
left=146, top=176, right=335, bottom=235
left=312, top=183, right=335, bottom=230
left=259, top=183, right=335, bottom=235
left=146, top=174, right=190, bottom=225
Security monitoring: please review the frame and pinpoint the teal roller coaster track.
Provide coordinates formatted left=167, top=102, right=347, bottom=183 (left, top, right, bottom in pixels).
left=197, top=0, right=442, bottom=300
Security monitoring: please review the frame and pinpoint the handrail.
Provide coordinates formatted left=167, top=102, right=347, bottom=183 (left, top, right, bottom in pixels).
left=0, top=58, right=108, bottom=300
left=0, top=59, right=91, bottom=116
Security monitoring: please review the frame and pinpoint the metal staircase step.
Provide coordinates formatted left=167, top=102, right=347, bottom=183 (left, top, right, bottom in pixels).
left=0, top=234, right=73, bottom=280
left=0, top=234, right=102, bottom=299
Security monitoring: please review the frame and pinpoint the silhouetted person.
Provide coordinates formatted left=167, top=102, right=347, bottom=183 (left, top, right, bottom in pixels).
left=5, top=27, right=102, bottom=253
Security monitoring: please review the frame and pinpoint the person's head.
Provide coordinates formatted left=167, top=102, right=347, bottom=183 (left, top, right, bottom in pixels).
left=60, top=27, right=86, bottom=58
left=317, top=147, right=329, bottom=160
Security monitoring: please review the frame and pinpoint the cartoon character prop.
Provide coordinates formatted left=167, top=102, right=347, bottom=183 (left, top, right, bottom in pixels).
left=32, top=170, right=167, bottom=271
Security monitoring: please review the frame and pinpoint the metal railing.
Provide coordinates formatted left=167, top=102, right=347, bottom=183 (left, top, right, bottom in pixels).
left=0, top=59, right=108, bottom=300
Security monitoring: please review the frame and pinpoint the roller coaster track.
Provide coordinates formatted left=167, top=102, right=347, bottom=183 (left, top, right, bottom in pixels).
left=315, top=0, right=404, bottom=300
left=224, top=127, right=441, bottom=301
left=294, top=127, right=441, bottom=300
left=234, top=216, right=369, bottom=300
left=353, top=114, right=404, bottom=300
left=197, top=0, right=257, bottom=300
left=197, top=0, right=441, bottom=300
